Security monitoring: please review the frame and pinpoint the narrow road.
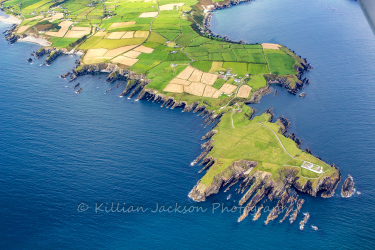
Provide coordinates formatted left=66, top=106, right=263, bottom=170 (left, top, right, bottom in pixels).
left=259, top=122, right=293, bottom=158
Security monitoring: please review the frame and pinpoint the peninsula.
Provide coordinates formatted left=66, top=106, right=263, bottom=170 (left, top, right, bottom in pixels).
left=1, top=0, right=342, bottom=224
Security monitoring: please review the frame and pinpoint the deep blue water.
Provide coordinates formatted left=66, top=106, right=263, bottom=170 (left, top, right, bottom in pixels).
left=1, top=0, right=374, bottom=248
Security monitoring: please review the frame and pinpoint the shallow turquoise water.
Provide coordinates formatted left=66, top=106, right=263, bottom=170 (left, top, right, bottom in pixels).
left=0, top=0, right=374, bottom=248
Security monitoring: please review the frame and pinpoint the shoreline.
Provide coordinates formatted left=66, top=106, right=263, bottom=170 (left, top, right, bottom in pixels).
left=18, top=36, right=51, bottom=47
left=0, top=1, right=344, bottom=225
left=0, top=15, right=22, bottom=25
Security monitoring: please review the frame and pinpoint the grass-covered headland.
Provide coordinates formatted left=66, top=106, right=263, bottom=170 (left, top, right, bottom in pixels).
left=1, top=0, right=341, bottom=224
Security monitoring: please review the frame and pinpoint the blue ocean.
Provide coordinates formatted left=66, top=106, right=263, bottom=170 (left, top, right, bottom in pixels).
left=1, top=0, right=374, bottom=248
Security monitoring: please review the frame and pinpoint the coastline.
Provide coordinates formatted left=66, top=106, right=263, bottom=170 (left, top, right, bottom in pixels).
left=0, top=15, right=21, bottom=25
left=0, top=0, right=344, bottom=226
left=17, top=36, right=51, bottom=47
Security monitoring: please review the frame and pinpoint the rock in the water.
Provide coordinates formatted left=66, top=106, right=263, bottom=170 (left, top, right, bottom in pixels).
left=341, top=175, right=355, bottom=198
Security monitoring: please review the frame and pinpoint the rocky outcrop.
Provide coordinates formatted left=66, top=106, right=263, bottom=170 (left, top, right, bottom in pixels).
left=299, top=212, right=310, bottom=230
left=245, top=86, right=271, bottom=104
left=279, top=194, right=297, bottom=223
left=341, top=175, right=355, bottom=198
left=293, top=165, right=341, bottom=198
left=46, top=49, right=62, bottom=65
left=252, top=204, right=263, bottom=221
left=288, top=133, right=302, bottom=148
left=202, top=130, right=218, bottom=140
left=188, top=160, right=258, bottom=202
left=69, top=63, right=148, bottom=83
left=277, top=116, right=290, bottom=135
left=265, top=59, right=311, bottom=95
left=289, top=198, right=304, bottom=224
left=265, top=189, right=291, bottom=225
left=4, top=24, right=19, bottom=44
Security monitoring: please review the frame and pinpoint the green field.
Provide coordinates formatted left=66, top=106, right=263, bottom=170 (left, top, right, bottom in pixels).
left=198, top=105, right=339, bottom=192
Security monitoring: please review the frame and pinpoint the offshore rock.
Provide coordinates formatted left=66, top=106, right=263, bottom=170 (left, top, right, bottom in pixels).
left=289, top=198, right=304, bottom=224
left=264, top=189, right=291, bottom=225
left=279, top=194, right=297, bottom=223
left=253, top=204, right=264, bottom=221
left=341, top=175, right=355, bottom=198
left=299, top=212, right=310, bottom=230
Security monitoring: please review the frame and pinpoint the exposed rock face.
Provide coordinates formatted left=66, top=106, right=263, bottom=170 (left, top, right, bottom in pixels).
left=293, top=166, right=341, bottom=198
left=279, top=194, right=297, bottom=223
left=4, top=24, right=19, bottom=44
left=265, top=59, right=312, bottom=95
left=201, top=130, right=218, bottom=140
left=245, top=86, right=271, bottom=104
left=253, top=204, right=264, bottom=221
left=288, top=133, right=302, bottom=148
left=188, top=160, right=258, bottom=202
left=70, top=63, right=147, bottom=82
left=290, top=198, right=304, bottom=224
left=46, top=49, right=62, bottom=65
left=277, top=116, right=290, bottom=135
left=341, top=175, right=355, bottom=198
left=299, top=212, right=310, bottom=230
left=265, top=189, right=291, bottom=225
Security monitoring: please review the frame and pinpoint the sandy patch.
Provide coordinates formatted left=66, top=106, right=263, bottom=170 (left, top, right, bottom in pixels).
left=18, top=36, right=51, bottom=46
left=159, top=3, right=185, bottom=11
left=184, top=82, right=206, bottom=96
left=219, top=83, right=237, bottom=95
left=237, top=85, right=252, bottom=98
left=262, top=43, right=281, bottom=50
left=107, top=32, right=126, bottom=39
left=212, top=90, right=222, bottom=98
left=201, top=72, right=218, bottom=85
left=134, top=30, right=149, bottom=38
left=0, top=15, right=22, bottom=24
left=176, top=66, right=194, bottom=80
left=85, top=48, right=109, bottom=58
left=164, top=83, right=183, bottom=93
left=188, top=69, right=203, bottom=82
left=94, top=31, right=107, bottom=37
left=170, top=78, right=191, bottom=86
left=139, top=12, right=158, bottom=18
left=17, top=25, right=30, bottom=33
left=45, top=21, right=72, bottom=37
left=112, top=56, right=139, bottom=66
left=42, top=13, right=64, bottom=22
left=109, top=21, right=136, bottom=29
left=202, top=86, right=217, bottom=98
left=104, top=45, right=137, bottom=57
left=123, top=51, right=141, bottom=59
left=65, top=29, right=90, bottom=38
left=122, top=31, right=134, bottom=39
left=133, top=45, right=154, bottom=53
left=25, top=15, right=43, bottom=21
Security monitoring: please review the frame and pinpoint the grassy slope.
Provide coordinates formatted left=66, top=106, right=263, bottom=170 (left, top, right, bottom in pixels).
left=200, top=104, right=338, bottom=190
